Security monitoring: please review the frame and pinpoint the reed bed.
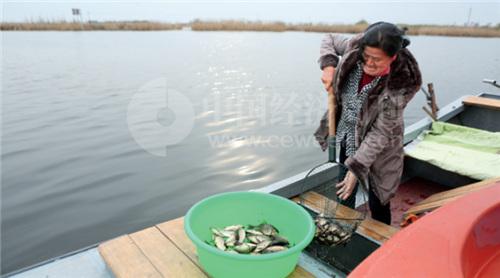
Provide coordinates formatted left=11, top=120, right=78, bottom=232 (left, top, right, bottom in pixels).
left=2, top=20, right=499, bottom=37
left=192, top=21, right=500, bottom=37
left=189, top=20, right=368, bottom=33
left=191, top=20, right=287, bottom=32
left=0, top=21, right=184, bottom=31
left=403, top=25, right=500, bottom=37
left=286, top=23, right=369, bottom=33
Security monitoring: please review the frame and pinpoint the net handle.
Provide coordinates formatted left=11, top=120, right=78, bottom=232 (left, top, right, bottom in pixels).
left=327, top=86, right=337, bottom=163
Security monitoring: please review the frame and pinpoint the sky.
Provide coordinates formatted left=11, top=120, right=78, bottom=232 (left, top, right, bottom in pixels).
left=2, top=1, right=500, bottom=26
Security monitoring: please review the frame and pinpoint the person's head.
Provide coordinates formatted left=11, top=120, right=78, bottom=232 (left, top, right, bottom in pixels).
left=359, top=22, right=410, bottom=76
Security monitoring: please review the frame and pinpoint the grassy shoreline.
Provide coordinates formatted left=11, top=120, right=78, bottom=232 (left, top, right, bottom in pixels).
left=0, top=21, right=185, bottom=31
left=2, top=20, right=500, bottom=37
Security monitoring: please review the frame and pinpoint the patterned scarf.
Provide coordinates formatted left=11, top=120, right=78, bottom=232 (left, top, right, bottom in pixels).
left=337, top=62, right=381, bottom=157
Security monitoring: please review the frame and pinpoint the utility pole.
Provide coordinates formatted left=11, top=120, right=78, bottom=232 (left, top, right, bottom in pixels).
left=72, top=8, right=83, bottom=30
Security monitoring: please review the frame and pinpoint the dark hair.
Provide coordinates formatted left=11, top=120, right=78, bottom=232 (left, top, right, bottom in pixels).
left=359, top=22, right=410, bottom=58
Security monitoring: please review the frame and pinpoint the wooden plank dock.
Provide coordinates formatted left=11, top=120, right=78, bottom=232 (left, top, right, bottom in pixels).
left=98, top=217, right=314, bottom=278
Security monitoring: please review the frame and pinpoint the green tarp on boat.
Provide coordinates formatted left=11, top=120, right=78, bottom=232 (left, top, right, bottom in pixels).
left=406, top=121, right=500, bottom=180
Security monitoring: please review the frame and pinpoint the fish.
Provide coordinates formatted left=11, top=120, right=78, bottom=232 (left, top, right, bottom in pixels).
left=208, top=223, right=292, bottom=255
left=247, top=235, right=260, bottom=244
left=246, top=229, right=264, bottom=236
left=234, top=243, right=256, bottom=254
left=328, top=225, right=339, bottom=234
left=224, top=225, right=243, bottom=231
left=271, top=235, right=289, bottom=246
left=214, top=236, right=226, bottom=251
left=225, top=235, right=236, bottom=247
left=254, top=240, right=272, bottom=253
left=258, top=224, right=278, bottom=236
left=211, top=228, right=224, bottom=237
left=220, top=230, right=236, bottom=238
left=255, top=235, right=272, bottom=243
left=313, top=216, right=353, bottom=246
left=237, top=228, right=246, bottom=244
left=262, top=246, right=288, bottom=253
left=316, top=218, right=327, bottom=227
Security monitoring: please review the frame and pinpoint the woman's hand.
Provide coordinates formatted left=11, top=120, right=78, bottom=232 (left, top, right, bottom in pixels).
left=321, top=66, right=335, bottom=91
left=336, top=171, right=357, bottom=200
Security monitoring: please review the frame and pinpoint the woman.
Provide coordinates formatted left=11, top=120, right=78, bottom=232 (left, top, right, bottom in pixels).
left=314, top=22, right=422, bottom=224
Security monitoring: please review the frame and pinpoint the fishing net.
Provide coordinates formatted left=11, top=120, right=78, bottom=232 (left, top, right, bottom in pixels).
left=298, top=161, right=368, bottom=248
left=300, top=84, right=368, bottom=256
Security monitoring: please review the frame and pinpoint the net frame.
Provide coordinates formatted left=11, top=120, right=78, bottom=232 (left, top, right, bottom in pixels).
left=298, top=161, right=368, bottom=247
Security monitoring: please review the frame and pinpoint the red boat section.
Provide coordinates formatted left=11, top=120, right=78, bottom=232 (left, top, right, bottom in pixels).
left=350, top=182, right=500, bottom=278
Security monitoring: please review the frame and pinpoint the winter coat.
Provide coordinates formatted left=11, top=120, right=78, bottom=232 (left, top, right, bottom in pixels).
left=314, top=33, right=422, bottom=204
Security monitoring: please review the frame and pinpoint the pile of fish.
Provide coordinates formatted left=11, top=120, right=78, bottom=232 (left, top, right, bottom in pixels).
left=314, top=213, right=352, bottom=246
left=208, top=223, right=290, bottom=255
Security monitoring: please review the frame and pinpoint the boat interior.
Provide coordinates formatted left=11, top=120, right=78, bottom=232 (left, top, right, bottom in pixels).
left=285, top=93, right=500, bottom=274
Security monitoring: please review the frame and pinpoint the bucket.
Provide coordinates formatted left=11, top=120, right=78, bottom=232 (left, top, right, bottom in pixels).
left=184, top=191, right=315, bottom=278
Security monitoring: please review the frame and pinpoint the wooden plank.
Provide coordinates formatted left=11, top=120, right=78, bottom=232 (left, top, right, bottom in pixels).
left=157, top=217, right=314, bottom=278
left=156, top=217, right=199, bottom=264
left=404, top=196, right=463, bottom=217
left=293, top=192, right=363, bottom=222
left=288, top=265, right=315, bottom=278
left=415, top=177, right=500, bottom=205
left=293, top=192, right=399, bottom=243
left=130, top=226, right=207, bottom=278
left=98, top=235, right=162, bottom=278
left=463, top=95, right=500, bottom=110
left=404, top=178, right=500, bottom=217
left=294, top=192, right=399, bottom=242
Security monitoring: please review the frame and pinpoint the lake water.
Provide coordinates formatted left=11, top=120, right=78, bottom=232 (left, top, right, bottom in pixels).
left=2, top=31, right=499, bottom=273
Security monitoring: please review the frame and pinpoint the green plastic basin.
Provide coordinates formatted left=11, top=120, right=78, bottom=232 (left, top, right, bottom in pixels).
left=184, top=191, right=315, bottom=278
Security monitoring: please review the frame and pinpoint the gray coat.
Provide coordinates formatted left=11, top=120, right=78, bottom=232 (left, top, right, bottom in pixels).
left=315, top=34, right=422, bottom=204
